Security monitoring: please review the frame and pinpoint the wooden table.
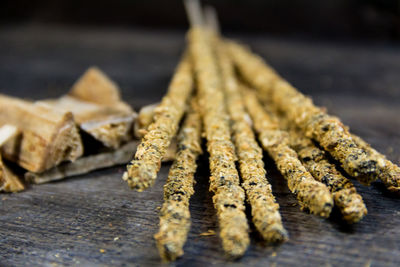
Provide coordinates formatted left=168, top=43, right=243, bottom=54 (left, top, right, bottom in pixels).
left=0, top=26, right=399, bottom=266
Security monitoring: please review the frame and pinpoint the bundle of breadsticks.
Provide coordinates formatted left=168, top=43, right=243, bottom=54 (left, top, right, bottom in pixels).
left=122, top=0, right=400, bottom=261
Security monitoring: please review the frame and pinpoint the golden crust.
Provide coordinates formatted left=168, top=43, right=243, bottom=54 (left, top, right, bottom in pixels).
left=227, top=41, right=379, bottom=185
left=154, top=98, right=202, bottom=261
left=123, top=54, right=194, bottom=191
left=274, top=112, right=367, bottom=223
left=188, top=27, right=249, bottom=258
left=216, top=41, right=287, bottom=242
left=351, top=134, right=400, bottom=194
left=242, top=88, right=333, bottom=217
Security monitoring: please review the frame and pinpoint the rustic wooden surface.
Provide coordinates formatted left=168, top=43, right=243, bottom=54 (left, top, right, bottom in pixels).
left=0, top=25, right=399, bottom=267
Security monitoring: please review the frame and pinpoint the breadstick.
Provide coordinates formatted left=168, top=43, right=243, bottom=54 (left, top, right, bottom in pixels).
left=242, top=88, right=333, bottom=217
left=154, top=98, right=202, bottom=261
left=123, top=53, right=193, bottom=191
left=134, top=102, right=159, bottom=138
left=227, top=41, right=379, bottom=186
left=133, top=102, right=178, bottom=162
left=216, top=42, right=287, bottom=241
left=265, top=106, right=367, bottom=223
left=289, top=128, right=367, bottom=223
left=184, top=0, right=249, bottom=256
left=188, top=28, right=249, bottom=257
left=351, top=134, right=400, bottom=194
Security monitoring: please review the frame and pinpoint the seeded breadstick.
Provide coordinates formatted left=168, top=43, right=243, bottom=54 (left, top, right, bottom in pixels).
left=227, top=41, right=379, bottom=185
left=242, top=88, right=333, bottom=217
left=216, top=42, right=287, bottom=241
left=288, top=128, right=367, bottom=223
left=184, top=3, right=250, bottom=255
left=154, top=98, right=202, bottom=261
left=133, top=102, right=178, bottom=162
left=188, top=27, right=250, bottom=257
left=123, top=53, right=193, bottom=191
left=265, top=104, right=367, bottom=223
left=351, top=134, right=400, bottom=194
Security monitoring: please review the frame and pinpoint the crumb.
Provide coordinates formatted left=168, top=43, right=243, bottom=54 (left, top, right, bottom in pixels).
left=199, top=229, right=216, bottom=236
left=108, top=223, right=113, bottom=227
left=99, top=249, right=105, bottom=253
left=114, top=237, right=119, bottom=241
left=2, top=197, right=7, bottom=201
left=271, top=252, right=277, bottom=257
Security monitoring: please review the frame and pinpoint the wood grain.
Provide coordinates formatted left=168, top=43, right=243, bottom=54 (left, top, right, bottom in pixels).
left=0, top=25, right=399, bottom=266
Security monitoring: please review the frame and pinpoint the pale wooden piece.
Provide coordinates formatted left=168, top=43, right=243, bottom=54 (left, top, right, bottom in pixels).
left=41, top=96, right=135, bottom=149
left=0, top=124, right=24, bottom=192
left=25, top=138, right=175, bottom=184
left=69, top=67, right=123, bottom=107
left=0, top=125, right=18, bottom=146
left=25, top=140, right=138, bottom=184
left=0, top=157, right=25, bottom=193
left=0, top=94, right=83, bottom=173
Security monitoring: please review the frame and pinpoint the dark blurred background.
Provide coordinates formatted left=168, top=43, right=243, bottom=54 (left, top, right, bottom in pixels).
left=0, top=0, right=399, bottom=110
left=1, top=0, right=400, bottom=41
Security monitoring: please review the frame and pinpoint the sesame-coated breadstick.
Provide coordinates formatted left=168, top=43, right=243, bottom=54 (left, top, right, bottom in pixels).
left=264, top=105, right=367, bottom=222
left=123, top=53, right=194, bottom=191
left=242, top=88, right=333, bottom=217
left=216, top=42, right=287, bottom=242
left=351, top=134, right=400, bottom=194
left=186, top=26, right=250, bottom=258
left=227, top=41, right=379, bottom=186
left=154, top=98, right=202, bottom=261
left=287, top=127, right=367, bottom=223
left=258, top=98, right=367, bottom=223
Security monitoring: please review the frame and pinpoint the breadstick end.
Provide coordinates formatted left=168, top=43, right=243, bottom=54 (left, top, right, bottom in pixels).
left=123, top=162, right=157, bottom=191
